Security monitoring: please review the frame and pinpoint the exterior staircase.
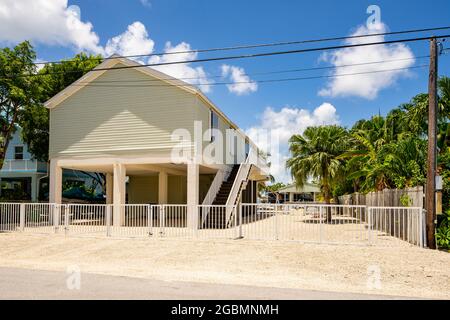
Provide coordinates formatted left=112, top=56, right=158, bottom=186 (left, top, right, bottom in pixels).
left=203, top=165, right=240, bottom=229
left=211, top=165, right=240, bottom=205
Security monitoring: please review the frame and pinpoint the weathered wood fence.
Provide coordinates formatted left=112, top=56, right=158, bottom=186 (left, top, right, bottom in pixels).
left=338, top=186, right=424, bottom=208
left=338, top=187, right=425, bottom=246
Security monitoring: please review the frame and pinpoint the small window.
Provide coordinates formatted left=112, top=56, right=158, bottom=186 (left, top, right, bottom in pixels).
left=210, top=110, right=219, bottom=142
left=14, top=146, right=24, bottom=160
left=245, top=141, right=250, bottom=158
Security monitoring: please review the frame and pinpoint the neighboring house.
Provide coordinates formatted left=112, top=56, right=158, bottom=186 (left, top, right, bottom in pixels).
left=44, top=56, right=269, bottom=227
left=0, top=128, right=102, bottom=202
left=274, top=182, right=321, bottom=203
left=0, top=129, right=47, bottom=201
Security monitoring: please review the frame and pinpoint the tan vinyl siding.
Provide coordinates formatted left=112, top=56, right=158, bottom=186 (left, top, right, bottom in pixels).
left=127, top=176, right=158, bottom=204
left=127, top=174, right=213, bottom=205
left=196, top=99, right=240, bottom=164
left=168, top=175, right=187, bottom=204
left=50, top=64, right=197, bottom=158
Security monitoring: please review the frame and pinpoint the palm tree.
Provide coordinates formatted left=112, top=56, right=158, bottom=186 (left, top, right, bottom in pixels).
left=286, top=125, right=348, bottom=220
left=343, top=130, right=393, bottom=192
left=400, top=76, right=450, bottom=144
left=387, top=136, right=426, bottom=188
left=343, top=112, right=427, bottom=192
left=437, top=77, right=450, bottom=151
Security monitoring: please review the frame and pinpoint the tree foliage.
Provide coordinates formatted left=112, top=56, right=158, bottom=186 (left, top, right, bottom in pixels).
left=0, top=41, right=39, bottom=168
left=287, top=125, right=349, bottom=204
left=286, top=76, right=450, bottom=210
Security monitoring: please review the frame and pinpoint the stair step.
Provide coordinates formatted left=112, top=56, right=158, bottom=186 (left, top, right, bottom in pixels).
left=205, top=164, right=242, bottom=227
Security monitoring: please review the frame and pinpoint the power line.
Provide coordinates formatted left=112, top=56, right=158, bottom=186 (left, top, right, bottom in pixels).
left=81, top=55, right=428, bottom=84
left=33, top=26, right=450, bottom=65
left=65, top=65, right=429, bottom=88
left=7, top=34, right=449, bottom=80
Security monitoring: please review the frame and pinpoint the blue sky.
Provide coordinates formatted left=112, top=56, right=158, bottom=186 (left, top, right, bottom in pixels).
left=1, top=0, right=450, bottom=181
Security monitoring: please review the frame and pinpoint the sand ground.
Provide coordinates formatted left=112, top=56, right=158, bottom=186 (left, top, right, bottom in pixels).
left=0, top=233, right=448, bottom=299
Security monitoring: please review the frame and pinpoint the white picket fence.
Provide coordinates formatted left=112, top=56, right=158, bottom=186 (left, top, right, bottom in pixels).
left=0, top=203, right=426, bottom=247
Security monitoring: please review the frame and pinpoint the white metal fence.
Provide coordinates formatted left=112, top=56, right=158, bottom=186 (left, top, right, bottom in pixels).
left=241, top=204, right=369, bottom=244
left=0, top=203, right=426, bottom=247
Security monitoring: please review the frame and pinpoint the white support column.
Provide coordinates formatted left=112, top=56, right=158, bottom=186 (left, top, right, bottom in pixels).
left=49, top=159, right=62, bottom=204
left=289, top=192, right=294, bottom=203
left=187, top=163, right=199, bottom=229
left=158, top=171, right=168, bottom=204
left=106, top=172, right=113, bottom=204
left=113, top=163, right=126, bottom=227
left=31, top=175, right=38, bottom=202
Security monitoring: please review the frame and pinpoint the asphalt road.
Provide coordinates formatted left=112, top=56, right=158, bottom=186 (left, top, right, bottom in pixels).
left=0, top=267, right=415, bottom=300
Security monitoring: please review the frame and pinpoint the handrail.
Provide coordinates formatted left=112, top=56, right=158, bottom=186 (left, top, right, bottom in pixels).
left=1, top=159, right=47, bottom=172
left=202, top=165, right=232, bottom=206
left=224, top=151, right=253, bottom=225
left=200, top=165, right=232, bottom=226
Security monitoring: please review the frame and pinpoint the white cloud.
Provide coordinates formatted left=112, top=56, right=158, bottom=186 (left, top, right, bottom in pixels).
left=318, top=22, right=415, bottom=99
left=0, top=0, right=103, bottom=54
left=221, top=64, right=258, bottom=95
left=0, top=0, right=213, bottom=92
left=104, top=22, right=154, bottom=57
left=246, top=103, right=339, bottom=183
left=139, top=0, right=151, bottom=8
left=148, top=41, right=213, bottom=93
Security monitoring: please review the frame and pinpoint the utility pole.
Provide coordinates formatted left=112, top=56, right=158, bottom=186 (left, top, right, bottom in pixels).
left=426, top=37, right=438, bottom=249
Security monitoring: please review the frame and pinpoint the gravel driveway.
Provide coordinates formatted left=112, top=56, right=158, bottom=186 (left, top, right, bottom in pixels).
left=0, top=233, right=448, bottom=299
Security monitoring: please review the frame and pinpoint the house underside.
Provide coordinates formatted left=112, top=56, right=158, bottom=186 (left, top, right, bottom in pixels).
left=50, top=156, right=267, bottom=227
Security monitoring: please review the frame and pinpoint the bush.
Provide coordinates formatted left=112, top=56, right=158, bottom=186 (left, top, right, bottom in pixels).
left=436, top=210, right=450, bottom=251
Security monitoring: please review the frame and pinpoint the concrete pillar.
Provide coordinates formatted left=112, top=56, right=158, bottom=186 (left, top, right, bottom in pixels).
left=49, top=159, right=62, bottom=204
left=31, top=175, right=38, bottom=202
left=158, top=171, right=168, bottom=204
left=289, top=192, right=294, bottom=203
left=187, top=163, right=199, bottom=229
left=106, top=172, right=113, bottom=204
left=113, top=163, right=126, bottom=227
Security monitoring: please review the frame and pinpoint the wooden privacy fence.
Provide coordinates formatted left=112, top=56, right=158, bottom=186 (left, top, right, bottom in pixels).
left=338, top=186, right=424, bottom=208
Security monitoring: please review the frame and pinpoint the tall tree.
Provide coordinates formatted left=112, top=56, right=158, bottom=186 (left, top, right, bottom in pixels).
left=287, top=125, right=348, bottom=220
left=0, top=41, right=39, bottom=169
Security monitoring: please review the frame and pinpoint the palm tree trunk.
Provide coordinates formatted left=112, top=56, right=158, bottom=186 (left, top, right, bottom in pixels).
left=323, top=186, right=332, bottom=222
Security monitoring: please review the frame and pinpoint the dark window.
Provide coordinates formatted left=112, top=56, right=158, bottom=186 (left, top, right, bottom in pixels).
left=245, top=141, right=250, bottom=158
left=14, top=146, right=24, bottom=160
left=210, top=110, right=219, bottom=142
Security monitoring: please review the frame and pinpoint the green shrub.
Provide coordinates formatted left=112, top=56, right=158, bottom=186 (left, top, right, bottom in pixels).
left=400, top=194, right=412, bottom=207
left=436, top=210, right=450, bottom=251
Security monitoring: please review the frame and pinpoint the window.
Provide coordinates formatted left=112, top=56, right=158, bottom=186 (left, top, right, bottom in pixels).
left=245, top=140, right=250, bottom=158
left=210, top=110, right=219, bottom=142
left=14, top=146, right=24, bottom=160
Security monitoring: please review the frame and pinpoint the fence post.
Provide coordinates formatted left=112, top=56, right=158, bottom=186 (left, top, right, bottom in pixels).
left=19, top=203, right=25, bottom=232
left=234, top=205, right=238, bottom=239
left=53, top=203, right=60, bottom=233
left=420, top=209, right=425, bottom=248
left=274, top=205, right=279, bottom=241
left=64, top=205, right=69, bottom=236
left=160, top=205, right=165, bottom=237
left=147, top=204, right=153, bottom=237
left=106, top=205, right=112, bottom=237
left=319, top=206, right=323, bottom=243
left=238, top=203, right=243, bottom=238
left=367, top=207, right=372, bottom=245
